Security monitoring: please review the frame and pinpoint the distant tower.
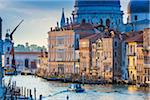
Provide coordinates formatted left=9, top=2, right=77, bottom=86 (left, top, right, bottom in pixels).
left=60, top=8, right=66, bottom=28
left=3, top=31, right=13, bottom=70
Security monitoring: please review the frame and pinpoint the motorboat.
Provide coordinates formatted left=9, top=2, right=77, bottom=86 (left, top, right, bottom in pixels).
left=67, top=84, right=85, bottom=92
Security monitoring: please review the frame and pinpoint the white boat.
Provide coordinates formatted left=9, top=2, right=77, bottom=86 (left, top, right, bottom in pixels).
left=67, top=84, right=85, bottom=92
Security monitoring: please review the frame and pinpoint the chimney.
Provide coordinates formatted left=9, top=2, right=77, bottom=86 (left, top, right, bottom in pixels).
left=81, top=19, right=86, bottom=24
left=0, top=17, right=2, bottom=40
left=50, top=27, right=53, bottom=31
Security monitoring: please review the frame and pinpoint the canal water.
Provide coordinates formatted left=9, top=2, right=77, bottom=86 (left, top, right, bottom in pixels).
left=4, top=75, right=150, bottom=100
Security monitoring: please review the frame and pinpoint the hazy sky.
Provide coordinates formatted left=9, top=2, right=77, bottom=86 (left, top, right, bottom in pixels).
left=0, top=0, right=130, bottom=47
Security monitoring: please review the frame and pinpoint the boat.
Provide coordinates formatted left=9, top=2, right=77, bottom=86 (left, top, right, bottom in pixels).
left=4, top=67, right=17, bottom=75
left=67, top=84, right=85, bottom=92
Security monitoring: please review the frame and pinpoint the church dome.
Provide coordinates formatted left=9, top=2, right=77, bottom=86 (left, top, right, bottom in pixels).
left=127, top=0, right=150, bottom=14
left=75, top=0, right=121, bottom=7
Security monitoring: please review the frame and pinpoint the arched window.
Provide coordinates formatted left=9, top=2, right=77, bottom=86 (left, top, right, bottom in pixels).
left=25, top=59, right=29, bottom=68
left=134, top=15, right=138, bottom=21
left=100, top=19, right=103, bottom=25
left=7, top=57, right=9, bottom=64
left=106, top=19, right=110, bottom=27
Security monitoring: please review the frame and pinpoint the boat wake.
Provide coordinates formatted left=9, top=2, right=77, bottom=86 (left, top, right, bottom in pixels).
left=42, top=90, right=68, bottom=99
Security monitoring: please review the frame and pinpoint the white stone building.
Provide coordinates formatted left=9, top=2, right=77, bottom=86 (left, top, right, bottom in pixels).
left=15, top=52, right=41, bottom=72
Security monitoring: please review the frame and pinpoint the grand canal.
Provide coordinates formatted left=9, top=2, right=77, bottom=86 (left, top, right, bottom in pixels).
left=4, top=75, right=150, bottom=100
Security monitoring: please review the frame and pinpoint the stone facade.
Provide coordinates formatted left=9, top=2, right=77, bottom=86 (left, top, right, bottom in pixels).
left=143, top=28, right=150, bottom=84
left=14, top=52, right=40, bottom=72
left=48, top=29, right=79, bottom=76
left=126, top=33, right=143, bottom=84
left=72, top=0, right=124, bottom=32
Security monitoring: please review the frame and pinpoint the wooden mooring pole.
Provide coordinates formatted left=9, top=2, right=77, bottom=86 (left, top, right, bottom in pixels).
left=34, top=88, right=36, bottom=100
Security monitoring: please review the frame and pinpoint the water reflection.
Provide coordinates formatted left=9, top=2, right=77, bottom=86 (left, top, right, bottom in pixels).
left=4, top=75, right=150, bottom=100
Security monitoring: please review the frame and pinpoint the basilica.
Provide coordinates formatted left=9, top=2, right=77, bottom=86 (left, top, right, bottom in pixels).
left=60, top=0, right=150, bottom=33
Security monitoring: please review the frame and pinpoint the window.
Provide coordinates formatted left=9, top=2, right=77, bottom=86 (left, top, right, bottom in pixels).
left=100, top=19, right=103, bottom=25
left=115, top=63, right=117, bottom=71
left=134, top=15, right=138, bottom=21
left=106, top=19, right=110, bottom=27
left=56, top=49, right=65, bottom=61
left=7, top=57, right=9, bottom=64
left=128, top=58, right=130, bottom=65
left=56, top=36, right=64, bottom=46
left=115, top=41, right=117, bottom=47
left=114, top=52, right=117, bottom=57
left=7, top=47, right=10, bottom=52
left=130, top=45, right=132, bottom=54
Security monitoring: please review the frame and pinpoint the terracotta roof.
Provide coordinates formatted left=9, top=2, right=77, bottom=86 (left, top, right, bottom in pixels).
left=15, top=52, right=41, bottom=55
left=125, top=31, right=143, bottom=37
left=125, top=33, right=143, bottom=43
left=81, top=33, right=101, bottom=43
left=73, top=23, right=94, bottom=30
left=73, top=22, right=100, bottom=39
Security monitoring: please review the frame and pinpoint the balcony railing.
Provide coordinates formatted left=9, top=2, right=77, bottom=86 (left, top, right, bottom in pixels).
left=127, top=52, right=136, bottom=56
left=144, top=64, right=150, bottom=68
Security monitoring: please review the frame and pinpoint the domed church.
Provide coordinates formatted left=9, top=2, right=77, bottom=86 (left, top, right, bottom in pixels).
left=72, top=0, right=124, bottom=31
left=126, top=0, right=150, bottom=31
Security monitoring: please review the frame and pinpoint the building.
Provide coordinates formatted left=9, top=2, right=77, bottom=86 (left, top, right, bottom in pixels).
left=3, top=32, right=15, bottom=73
left=0, top=17, right=4, bottom=97
left=48, top=29, right=79, bottom=77
left=121, top=34, right=128, bottom=80
left=72, top=0, right=124, bottom=32
left=136, top=41, right=144, bottom=84
left=126, top=0, right=150, bottom=32
left=143, top=28, right=150, bottom=84
left=37, top=50, right=48, bottom=77
left=126, top=33, right=143, bottom=84
left=91, top=30, right=122, bottom=82
left=14, top=52, right=41, bottom=72
left=79, top=33, right=101, bottom=78
left=15, top=43, right=47, bottom=52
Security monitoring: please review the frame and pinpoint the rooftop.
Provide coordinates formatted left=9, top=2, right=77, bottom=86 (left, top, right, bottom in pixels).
left=126, top=32, right=143, bottom=43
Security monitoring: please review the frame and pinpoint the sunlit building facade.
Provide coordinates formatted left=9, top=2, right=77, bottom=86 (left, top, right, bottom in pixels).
left=126, top=33, right=143, bottom=83
left=48, top=29, right=79, bottom=76
left=143, top=28, right=150, bottom=84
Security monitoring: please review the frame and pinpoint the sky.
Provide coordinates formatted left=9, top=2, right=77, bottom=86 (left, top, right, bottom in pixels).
left=0, top=0, right=130, bottom=47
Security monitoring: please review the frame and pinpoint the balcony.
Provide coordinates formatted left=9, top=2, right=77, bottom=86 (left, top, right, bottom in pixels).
left=127, top=52, right=136, bottom=56
left=144, top=64, right=150, bottom=68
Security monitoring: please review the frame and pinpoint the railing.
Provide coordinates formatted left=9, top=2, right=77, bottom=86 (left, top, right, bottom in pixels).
left=127, top=52, right=136, bottom=56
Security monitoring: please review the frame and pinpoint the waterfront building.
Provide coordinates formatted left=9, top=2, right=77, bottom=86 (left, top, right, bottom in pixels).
left=14, top=52, right=41, bottom=72
left=79, top=33, right=101, bottom=78
left=72, top=0, right=124, bottom=32
left=143, top=28, right=150, bottom=84
left=48, top=29, right=79, bottom=77
left=136, top=41, right=144, bottom=84
left=98, top=37, right=114, bottom=82
left=121, top=34, right=128, bottom=80
left=37, top=50, right=48, bottom=77
left=0, top=17, right=4, bottom=97
left=126, top=0, right=150, bottom=32
left=91, top=30, right=122, bottom=82
left=126, top=32, right=143, bottom=84
left=3, top=32, right=40, bottom=73
left=3, top=32, right=15, bottom=73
